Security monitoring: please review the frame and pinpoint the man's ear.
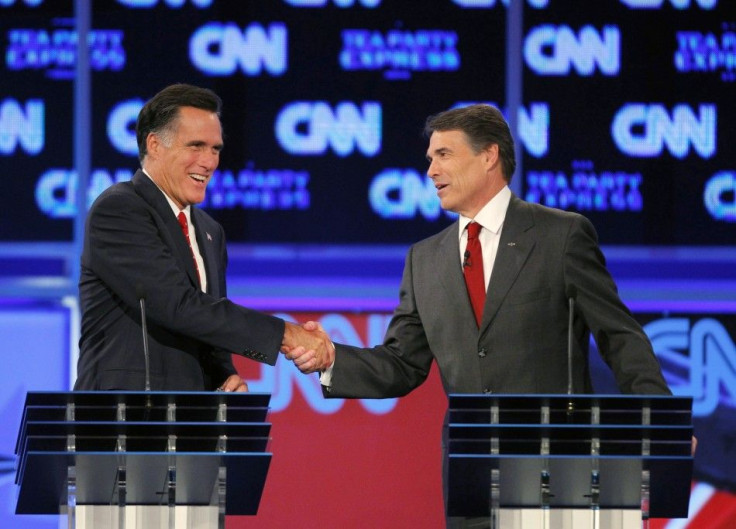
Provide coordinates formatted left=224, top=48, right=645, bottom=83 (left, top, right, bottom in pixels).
left=146, top=132, right=160, bottom=159
left=483, top=144, right=499, bottom=169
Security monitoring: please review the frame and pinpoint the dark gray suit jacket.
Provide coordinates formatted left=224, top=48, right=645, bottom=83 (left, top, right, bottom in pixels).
left=325, top=194, right=670, bottom=526
left=75, top=170, right=284, bottom=391
left=326, top=194, right=670, bottom=398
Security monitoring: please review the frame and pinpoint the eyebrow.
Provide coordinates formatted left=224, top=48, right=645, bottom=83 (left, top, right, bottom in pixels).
left=426, top=147, right=451, bottom=161
left=186, top=140, right=224, bottom=151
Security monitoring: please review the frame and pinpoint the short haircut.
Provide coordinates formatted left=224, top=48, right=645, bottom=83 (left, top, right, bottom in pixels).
left=424, top=104, right=516, bottom=182
left=136, top=83, right=222, bottom=162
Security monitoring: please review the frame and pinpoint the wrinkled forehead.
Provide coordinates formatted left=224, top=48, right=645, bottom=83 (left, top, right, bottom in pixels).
left=427, top=129, right=470, bottom=154
left=171, top=107, right=223, bottom=140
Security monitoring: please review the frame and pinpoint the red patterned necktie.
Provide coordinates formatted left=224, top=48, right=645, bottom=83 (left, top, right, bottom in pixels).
left=177, top=212, right=201, bottom=287
left=463, top=222, right=486, bottom=327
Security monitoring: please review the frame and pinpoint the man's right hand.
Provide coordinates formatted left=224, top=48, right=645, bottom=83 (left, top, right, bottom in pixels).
left=281, top=321, right=335, bottom=374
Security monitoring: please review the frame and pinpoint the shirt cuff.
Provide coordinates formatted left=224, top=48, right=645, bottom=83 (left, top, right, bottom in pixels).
left=319, top=360, right=335, bottom=386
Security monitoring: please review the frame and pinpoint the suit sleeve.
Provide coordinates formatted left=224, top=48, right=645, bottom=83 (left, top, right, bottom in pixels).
left=562, top=215, right=671, bottom=395
left=326, top=246, right=434, bottom=399
left=85, top=189, right=284, bottom=366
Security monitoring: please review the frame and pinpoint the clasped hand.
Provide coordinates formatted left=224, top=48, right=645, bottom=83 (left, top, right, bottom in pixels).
left=281, top=321, right=334, bottom=374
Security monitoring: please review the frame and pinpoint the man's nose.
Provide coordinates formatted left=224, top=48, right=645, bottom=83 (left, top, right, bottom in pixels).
left=200, top=149, right=219, bottom=171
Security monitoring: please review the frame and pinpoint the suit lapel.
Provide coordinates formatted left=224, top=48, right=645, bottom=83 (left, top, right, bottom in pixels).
left=131, top=170, right=201, bottom=290
left=191, top=209, right=217, bottom=296
left=480, top=195, right=535, bottom=334
left=436, top=221, right=478, bottom=326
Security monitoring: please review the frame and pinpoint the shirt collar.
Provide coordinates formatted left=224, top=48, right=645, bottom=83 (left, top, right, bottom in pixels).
left=142, top=169, right=192, bottom=221
left=458, top=185, right=512, bottom=238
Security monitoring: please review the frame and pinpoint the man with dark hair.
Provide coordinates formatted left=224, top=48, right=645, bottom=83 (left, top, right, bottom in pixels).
left=75, top=83, right=332, bottom=392
left=287, top=103, right=672, bottom=527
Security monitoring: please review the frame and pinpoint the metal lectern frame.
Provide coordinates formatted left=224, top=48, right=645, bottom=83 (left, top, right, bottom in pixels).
left=447, top=394, right=693, bottom=528
left=15, top=391, right=273, bottom=529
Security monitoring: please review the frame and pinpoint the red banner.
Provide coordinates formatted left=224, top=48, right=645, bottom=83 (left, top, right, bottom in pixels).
left=230, top=311, right=446, bottom=528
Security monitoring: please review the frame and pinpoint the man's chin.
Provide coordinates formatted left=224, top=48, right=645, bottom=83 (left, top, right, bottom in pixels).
left=440, top=200, right=458, bottom=214
left=189, top=193, right=207, bottom=205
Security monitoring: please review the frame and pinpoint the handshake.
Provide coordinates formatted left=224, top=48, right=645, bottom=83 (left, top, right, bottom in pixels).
left=281, top=321, right=334, bottom=374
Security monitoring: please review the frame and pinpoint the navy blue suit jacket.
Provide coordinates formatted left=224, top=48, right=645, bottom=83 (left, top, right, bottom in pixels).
left=75, top=170, right=283, bottom=391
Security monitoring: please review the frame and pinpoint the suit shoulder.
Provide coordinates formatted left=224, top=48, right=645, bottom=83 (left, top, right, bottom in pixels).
left=411, top=222, right=457, bottom=253
left=192, top=207, right=224, bottom=234
left=89, top=180, right=138, bottom=210
left=523, top=199, right=578, bottom=220
left=193, top=207, right=218, bottom=225
left=518, top=199, right=594, bottom=230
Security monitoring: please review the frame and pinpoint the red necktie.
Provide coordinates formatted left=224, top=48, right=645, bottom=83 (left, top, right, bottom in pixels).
left=177, top=212, right=201, bottom=287
left=463, top=222, right=486, bottom=327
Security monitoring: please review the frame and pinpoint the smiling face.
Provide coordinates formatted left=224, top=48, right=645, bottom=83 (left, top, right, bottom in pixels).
left=426, top=129, right=505, bottom=219
left=144, top=106, right=223, bottom=210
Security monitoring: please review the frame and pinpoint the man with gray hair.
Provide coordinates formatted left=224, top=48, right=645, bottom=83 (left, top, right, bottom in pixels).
left=287, top=103, right=672, bottom=527
left=76, top=83, right=333, bottom=392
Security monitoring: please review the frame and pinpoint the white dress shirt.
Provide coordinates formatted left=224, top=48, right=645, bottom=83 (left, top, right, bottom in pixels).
left=143, top=170, right=208, bottom=293
left=457, top=185, right=512, bottom=292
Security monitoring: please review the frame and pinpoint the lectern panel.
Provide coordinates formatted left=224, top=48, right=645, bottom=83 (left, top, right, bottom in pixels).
left=15, top=392, right=274, bottom=517
left=447, top=394, right=693, bottom=520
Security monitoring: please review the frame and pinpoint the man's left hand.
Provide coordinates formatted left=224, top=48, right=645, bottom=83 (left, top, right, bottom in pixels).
left=219, top=374, right=248, bottom=392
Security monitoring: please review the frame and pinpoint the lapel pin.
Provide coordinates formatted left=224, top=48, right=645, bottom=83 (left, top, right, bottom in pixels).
left=206, top=232, right=213, bottom=241
left=507, top=242, right=516, bottom=246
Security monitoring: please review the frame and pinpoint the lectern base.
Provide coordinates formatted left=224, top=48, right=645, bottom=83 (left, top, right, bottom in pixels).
left=70, top=505, right=220, bottom=529
left=482, top=508, right=643, bottom=529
